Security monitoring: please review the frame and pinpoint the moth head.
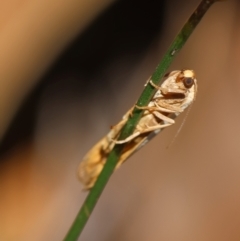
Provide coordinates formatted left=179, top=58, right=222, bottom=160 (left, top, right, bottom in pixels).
left=177, top=69, right=196, bottom=89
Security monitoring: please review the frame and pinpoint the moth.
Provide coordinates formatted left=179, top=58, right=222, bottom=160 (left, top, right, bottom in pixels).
left=78, top=69, right=197, bottom=189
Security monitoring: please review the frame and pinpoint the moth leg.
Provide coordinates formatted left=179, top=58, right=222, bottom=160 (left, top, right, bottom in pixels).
left=134, top=105, right=175, bottom=123
left=156, top=101, right=183, bottom=112
left=135, top=105, right=159, bottom=112
left=135, top=104, right=176, bottom=113
left=152, top=111, right=175, bottom=124
left=149, top=80, right=186, bottom=95
left=149, top=79, right=160, bottom=89
left=144, top=76, right=152, bottom=87
left=139, top=122, right=172, bottom=135
left=149, top=80, right=166, bottom=92
left=113, top=131, right=141, bottom=144
left=120, top=107, right=134, bottom=120
left=114, top=123, right=172, bottom=144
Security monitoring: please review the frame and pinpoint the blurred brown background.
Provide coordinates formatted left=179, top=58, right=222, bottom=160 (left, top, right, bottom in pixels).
left=1, top=0, right=240, bottom=240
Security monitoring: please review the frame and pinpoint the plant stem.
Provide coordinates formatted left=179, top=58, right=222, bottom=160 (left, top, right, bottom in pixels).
left=63, top=1, right=224, bottom=240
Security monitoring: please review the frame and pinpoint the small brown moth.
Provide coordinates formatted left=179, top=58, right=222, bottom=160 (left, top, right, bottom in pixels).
left=78, top=70, right=197, bottom=189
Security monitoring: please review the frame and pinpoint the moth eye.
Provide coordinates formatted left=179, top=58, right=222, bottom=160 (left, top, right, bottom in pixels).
left=183, top=77, right=194, bottom=88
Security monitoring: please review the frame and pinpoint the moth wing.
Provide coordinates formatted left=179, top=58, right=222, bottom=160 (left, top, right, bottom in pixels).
left=78, top=108, right=153, bottom=189
left=78, top=116, right=128, bottom=189
left=116, top=133, right=152, bottom=168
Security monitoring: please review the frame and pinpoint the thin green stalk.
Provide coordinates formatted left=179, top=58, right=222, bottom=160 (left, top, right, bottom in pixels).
left=63, top=1, right=224, bottom=240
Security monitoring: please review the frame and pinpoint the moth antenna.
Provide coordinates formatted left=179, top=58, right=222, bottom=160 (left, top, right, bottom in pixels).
left=166, top=104, right=193, bottom=149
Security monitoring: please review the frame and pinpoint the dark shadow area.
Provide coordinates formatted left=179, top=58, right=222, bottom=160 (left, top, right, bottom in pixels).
left=0, top=0, right=166, bottom=157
